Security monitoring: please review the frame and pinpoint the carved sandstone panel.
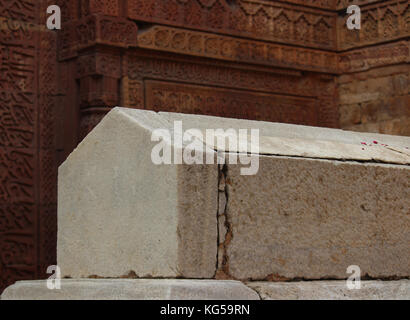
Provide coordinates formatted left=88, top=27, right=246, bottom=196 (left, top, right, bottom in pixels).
left=0, top=0, right=58, bottom=293
left=0, top=43, right=37, bottom=150
left=282, top=0, right=336, bottom=10
left=337, top=0, right=380, bottom=10
left=81, top=0, right=121, bottom=17
left=145, top=80, right=319, bottom=126
left=338, top=0, right=409, bottom=50
left=0, top=0, right=38, bottom=293
left=128, top=0, right=337, bottom=50
left=126, top=53, right=338, bottom=128
left=137, top=25, right=339, bottom=73
left=339, top=40, right=410, bottom=73
left=127, top=53, right=318, bottom=98
left=58, top=15, right=138, bottom=61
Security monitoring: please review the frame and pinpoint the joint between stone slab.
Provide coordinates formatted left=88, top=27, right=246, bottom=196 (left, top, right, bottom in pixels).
left=245, top=274, right=410, bottom=283
left=243, top=283, right=263, bottom=300
left=214, top=165, right=222, bottom=278
left=257, top=152, right=410, bottom=167
left=215, top=163, right=235, bottom=280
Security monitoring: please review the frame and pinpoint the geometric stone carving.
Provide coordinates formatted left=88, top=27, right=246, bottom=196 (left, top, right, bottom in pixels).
left=2, top=0, right=409, bottom=297
left=137, top=25, right=339, bottom=73
left=3, top=279, right=409, bottom=300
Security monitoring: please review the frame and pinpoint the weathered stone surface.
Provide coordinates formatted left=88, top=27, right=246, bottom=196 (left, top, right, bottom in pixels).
left=2, top=0, right=409, bottom=295
left=1, top=279, right=259, bottom=300
left=247, top=280, right=410, bottom=300
left=160, top=112, right=410, bottom=151
left=161, top=112, right=409, bottom=280
left=58, top=108, right=410, bottom=281
left=224, top=157, right=410, bottom=280
left=58, top=108, right=218, bottom=279
left=338, top=64, right=410, bottom=137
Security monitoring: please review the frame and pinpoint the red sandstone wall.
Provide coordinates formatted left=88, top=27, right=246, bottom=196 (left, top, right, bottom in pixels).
left=56, top=0, right=341, bottom=148
left=0, top=0, right=58, bottom=291
left=339, top=64, right=409, bottom=136
left=337, top=0, right=410, bottom=136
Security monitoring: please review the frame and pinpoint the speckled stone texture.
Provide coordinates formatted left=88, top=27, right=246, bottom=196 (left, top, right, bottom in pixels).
left=247, top=280, right=410, bottom=300
left=1, top=279, right=259, bottom=300
left=2, top=279, right=408, bottom=300
left=221, top=157, right=410, bottom=280
left=58, top=108, right=218, bottom=279
left=57, top=108, right=409, bottom=281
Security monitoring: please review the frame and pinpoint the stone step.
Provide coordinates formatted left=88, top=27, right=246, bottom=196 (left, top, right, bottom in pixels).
left=57, top=107, right=410, bottom=280
left=0, top=279, right=259, bottom=300
left=2, top=279, right=408, bottom=300
left=247, top=280, right=410, bottom=300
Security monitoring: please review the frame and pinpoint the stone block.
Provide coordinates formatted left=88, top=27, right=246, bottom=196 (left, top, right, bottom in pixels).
left=58, top=108, right=218, bottom=279
left=247, top=280, right=410, bottom=300
left=160, top=112, right=409, bottom=280
left=339, top=92, right=380, bottom=105
left=58, top=108, right=410, bottom=281
left=360, top=101, right=382, bottom=124
left=1, top=279, right=259, bottom=300
left=380, top=117, right=410, bottom=137
left=367, top=77, right=393, bottom=96
left=392, top=73, right=409, bottom=95
left=223, top=157, right=410, bottom=280
left=388, top=96, right=410, bottom=118
left=339, top=103, right=361, bottom=127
